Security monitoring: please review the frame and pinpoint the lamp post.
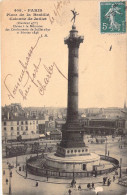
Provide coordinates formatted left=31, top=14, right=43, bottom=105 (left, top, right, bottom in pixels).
left=105, top=137, right=107, bottom=157
left=119, top=158, right=122, bottom=178
left=37, top=145, right=39, bottom=158
left=9, top=167, right=12, bottom=194
left=25, top=157, right=27, bottom=178
left=16, top=155, right=18, bottom=168
left=11, top=133, right=12, bottom=147
left=73, top=163, right=75, bottom=181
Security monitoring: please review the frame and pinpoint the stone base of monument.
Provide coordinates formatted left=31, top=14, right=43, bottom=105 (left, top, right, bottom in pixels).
left=26, top=154, right=119, bottom=178
left=44, top=152, right=100, bottom=172
left=56, top=145, right=90, bottom=157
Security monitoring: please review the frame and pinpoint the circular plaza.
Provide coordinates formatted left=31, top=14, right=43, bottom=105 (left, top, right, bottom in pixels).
left=26, top=153, right=119, bottom=178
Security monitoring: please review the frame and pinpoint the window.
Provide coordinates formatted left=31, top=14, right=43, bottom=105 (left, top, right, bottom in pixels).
left=36, top=120, right=38, bottom=124
left=82, top=149, right=84, bottom=152
left=21, top=121, right=23, bottom=125
left=83, top=164, right=86, bottom=171
left=26, top=126, right=28, bottom=131
left=17, top=121, right=19, bottom=125
left=11, top=127, right=13, bottom=130
left=67, top=150, right=70, bottom=153
left=71, top=150, right=73, bottom=153
left=25, top=121, right=28, bottom=125
left=86, top=149, right=88, bottom=152
left=78, top=150, right=80, bottom=153
left=4, top=122, right=6, bottom=126
left=17, top=127, right=19, bottom=131
left=17, top=132, right=20, bottom=135
left=33, top=121, right=35, bottom=124
left=74, top=150, right=77, bottom=153
left=21, top=126, right=23, bottom=130
left=4, top=127, right=6, bottom=131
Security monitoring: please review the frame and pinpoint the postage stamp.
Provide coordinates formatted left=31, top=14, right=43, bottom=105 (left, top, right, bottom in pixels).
left=100, top=1, right=126, bottom=33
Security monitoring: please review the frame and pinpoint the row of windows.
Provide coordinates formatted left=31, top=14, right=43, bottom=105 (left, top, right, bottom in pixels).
left=17, top=131, right=37, bottom=135
left=4, top=126, right=38, bottom=131
left=3, top=120, right=38, bottom=126
left=4, top=127, right=28, bottom=131
left=58, top=147, right=88, bottom=154
left=117, top=123, right=124, bottom=128
left=67, top=149, right=88, bottom=153
left=82, top=121, right=125, bottom=127
left=89, top=121, right=116, bottom=127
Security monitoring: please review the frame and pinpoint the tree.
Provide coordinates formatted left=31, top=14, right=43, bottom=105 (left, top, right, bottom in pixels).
left=17, top=135, right=22, bottom=142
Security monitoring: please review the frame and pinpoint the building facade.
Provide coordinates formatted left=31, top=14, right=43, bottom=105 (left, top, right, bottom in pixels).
left=2, top=118, right=46, bottom=141
left=80, top=118, right=126, bottom=135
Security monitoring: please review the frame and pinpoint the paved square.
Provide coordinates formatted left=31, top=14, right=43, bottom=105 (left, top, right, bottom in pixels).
left=2, top=137, right=127, bottom=195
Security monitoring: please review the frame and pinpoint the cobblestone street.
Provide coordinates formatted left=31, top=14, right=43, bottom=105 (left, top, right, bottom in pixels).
left=2, top=139, right=127, bottom=195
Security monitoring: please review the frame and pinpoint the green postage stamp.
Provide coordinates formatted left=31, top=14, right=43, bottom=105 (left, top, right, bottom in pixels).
left=100, top=1, right=126, bottom=33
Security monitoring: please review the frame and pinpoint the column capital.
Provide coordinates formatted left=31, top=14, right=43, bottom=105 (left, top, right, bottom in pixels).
left=64, top=36, right=84, bottom=48
left=64, top=26, right=84, bottom=48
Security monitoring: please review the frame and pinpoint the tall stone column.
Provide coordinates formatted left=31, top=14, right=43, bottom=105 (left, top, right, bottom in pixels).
left=56, top=25, right=86, bottom=156
left=64, top=25, right=84, bottom=123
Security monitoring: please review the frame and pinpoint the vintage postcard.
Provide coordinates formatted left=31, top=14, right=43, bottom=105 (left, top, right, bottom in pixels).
left=1, top=0, right=127, bottom=194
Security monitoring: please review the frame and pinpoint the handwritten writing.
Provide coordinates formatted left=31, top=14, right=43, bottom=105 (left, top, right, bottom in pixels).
left=4, top=35, right=67, bottom=101
left=49, top=0, right=70, bottom=25
left=4, top=34, right=43, bottom=100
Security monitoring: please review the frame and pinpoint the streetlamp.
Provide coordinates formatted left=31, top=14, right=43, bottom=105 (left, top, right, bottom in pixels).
left=16, top=154, right=18, bottom=168
left=119, top=158, right=122, bottom=178
left=73, top=163, right=75, bottom=181
left=25, top=157, right=28, bottom=178
left=11, top=134, right=12, bottom=147
left=105, top=137, right=107, bottom=157
left=8, top=167, right=12, bottom=194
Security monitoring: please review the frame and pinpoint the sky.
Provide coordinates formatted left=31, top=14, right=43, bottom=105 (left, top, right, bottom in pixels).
left=1, top=0, right=127, bottom=108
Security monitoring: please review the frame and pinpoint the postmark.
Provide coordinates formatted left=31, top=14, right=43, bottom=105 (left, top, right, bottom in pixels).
left=100, top=2, right=126, bottom=33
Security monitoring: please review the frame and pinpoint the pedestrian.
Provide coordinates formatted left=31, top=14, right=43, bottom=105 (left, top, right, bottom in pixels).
left=103, top=177, right=106, bottom=185
left=68, top=189, right=71, bottom=195
left=115, top=170, right=118, bottom=175
left=103, top=177, right=105, bottom=185
left=109, top=178, right=111, bottom=184
left=87, top=183, right=90, bottom=189
left=92, top=182, right=95, bottom=189
left=36, top=181, right=38, bottom=187
left=71, top=178, right=76, bottom=188
left=113, top=175, right=115, bottom=182
left=3, top=170, right=5, bottom=175
left=71, top=179, right=74, bottom=187
left=107, top=179, right=110, bottom=186
left=74, top=180, right=76, bottom=188
left=10, top=171, right=12, bottom=177
left=78, top=185, right=81, bottom=190
left=6, top=178, right=8, bottom=185
left=108, top=151, right=109, bottom=156
left=70, top=181, right=73, bottom=187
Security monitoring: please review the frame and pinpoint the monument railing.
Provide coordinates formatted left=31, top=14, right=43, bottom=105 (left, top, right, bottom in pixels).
left=26, top=154, right=119, bottom=178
